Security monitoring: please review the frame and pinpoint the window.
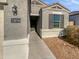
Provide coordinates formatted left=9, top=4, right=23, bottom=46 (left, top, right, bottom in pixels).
left=53, top=14, right=64, bottom=28
left=49, top=14, right=64, bottom=28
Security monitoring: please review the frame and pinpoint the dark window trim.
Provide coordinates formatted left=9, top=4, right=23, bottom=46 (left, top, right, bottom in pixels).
left=49, top=14, right=64, bottom=28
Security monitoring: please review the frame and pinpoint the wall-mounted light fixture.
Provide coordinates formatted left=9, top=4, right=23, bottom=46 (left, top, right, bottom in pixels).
left=12, top=4, right=18, bottom=16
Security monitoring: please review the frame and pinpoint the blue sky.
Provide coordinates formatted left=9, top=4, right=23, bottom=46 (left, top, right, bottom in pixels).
left=41, top=0, right=79, bottom=11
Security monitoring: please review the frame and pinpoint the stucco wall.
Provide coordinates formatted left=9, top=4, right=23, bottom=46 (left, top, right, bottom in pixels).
left=0, top=6, right=4, bottom=59
left=3, top=0, right=30, bottom=59
left=31, top=0, right=47, bottom=15
left=31, top=5, right=41, bottom=15
left=37, top=9, right=42, bottom=37
left=64, top=12, right=69, bottom=28
left=4, top=0, right=30, bottom=40
left=3, top=36, right=29, bottom=59
left=0, top=0, right=7, bottom=2
left=42, top=9, right=69, bottom=29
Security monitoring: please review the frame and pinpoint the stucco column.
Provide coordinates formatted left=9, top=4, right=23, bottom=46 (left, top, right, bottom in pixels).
left=0, top=1, right=7, bottom=59
left=0, top=6, right=4, bottom=59
left=0, top=5, right=5, bottom=59
left=3, top=0, right=30, bottom=59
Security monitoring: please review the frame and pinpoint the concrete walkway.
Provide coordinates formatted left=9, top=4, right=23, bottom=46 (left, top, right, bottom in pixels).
left=28, top=31, right=56, bottom=59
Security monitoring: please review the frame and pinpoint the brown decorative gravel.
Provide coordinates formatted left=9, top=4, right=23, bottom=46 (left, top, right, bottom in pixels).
left=43, top=37, right=79, bottom=59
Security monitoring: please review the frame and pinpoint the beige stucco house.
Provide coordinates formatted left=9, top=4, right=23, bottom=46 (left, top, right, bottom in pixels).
left=30, top=1, right=70, bottom=38
left=41, top=3, right=70, bottom=38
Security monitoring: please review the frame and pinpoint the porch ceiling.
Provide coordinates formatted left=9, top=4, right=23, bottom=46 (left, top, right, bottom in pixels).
left=0, top=0, right=7, bottom=5
left=30, top=13, right=40, bottom=16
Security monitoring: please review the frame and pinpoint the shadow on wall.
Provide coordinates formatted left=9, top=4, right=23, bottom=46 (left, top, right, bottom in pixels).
left=36, top=9, right=42, bottom=38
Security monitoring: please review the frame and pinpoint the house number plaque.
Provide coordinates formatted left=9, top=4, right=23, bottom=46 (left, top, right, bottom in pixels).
left=11, top=18, right=21, bottom=23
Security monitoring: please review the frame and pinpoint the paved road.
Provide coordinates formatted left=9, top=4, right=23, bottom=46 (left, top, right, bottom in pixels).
left=28, top=31, right=56, bottom=59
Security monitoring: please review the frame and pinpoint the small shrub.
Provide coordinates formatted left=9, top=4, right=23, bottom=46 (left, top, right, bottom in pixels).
left=64, top=25, right=79, bottom=47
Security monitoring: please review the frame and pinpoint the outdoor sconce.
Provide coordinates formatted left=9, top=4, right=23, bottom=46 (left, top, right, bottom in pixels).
left=12, top=4, right=18, bottom=16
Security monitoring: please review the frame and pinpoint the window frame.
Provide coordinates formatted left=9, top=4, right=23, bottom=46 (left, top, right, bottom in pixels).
left=52, top=14, right=64, bottom=28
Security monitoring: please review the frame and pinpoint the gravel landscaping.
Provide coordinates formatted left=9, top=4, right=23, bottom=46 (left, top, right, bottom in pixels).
left=44, top=37, right=79, bottom=59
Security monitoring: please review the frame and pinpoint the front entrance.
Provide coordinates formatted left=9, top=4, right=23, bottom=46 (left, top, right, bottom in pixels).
left=30, top=16, right=39, bottom=32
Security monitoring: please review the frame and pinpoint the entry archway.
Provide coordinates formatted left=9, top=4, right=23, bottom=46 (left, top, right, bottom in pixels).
left=30, top=16, right=39, bottom=32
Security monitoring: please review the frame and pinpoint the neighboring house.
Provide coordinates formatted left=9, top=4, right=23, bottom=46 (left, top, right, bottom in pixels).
left=70, top=11, right=79, bottom=26
left=41, top=3, right=70, bottom=38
